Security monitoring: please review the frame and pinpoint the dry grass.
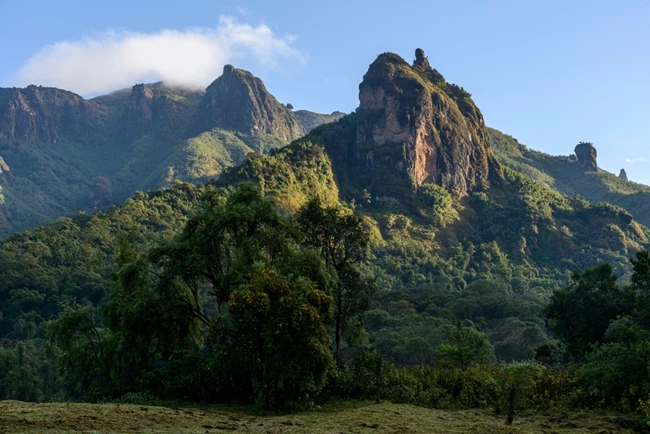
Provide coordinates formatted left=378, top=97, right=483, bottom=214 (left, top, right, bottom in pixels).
left=0, top=400, right=639, bottom=434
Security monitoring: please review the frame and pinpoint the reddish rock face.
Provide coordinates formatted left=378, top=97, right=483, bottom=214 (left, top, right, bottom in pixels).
left=354, top=50, right=499, bottom=198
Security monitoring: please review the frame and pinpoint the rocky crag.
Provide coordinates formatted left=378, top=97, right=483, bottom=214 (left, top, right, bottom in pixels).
left=574, top=142, right=599, bottom=171
left=619, top=168, right=628, bottom=181
left=311, top=49, right=500, bottom=201
left=192, top=65, right=305, bottom=141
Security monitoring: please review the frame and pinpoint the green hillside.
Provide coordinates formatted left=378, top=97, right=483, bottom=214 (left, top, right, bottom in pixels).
left=3, top=50, right=650, bottom=423
left=0, top=73, right=338, bottom=238
left=489, top=127, right=650, bottom=227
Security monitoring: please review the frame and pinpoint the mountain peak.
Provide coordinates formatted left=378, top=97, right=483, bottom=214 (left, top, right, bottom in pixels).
left=353, top=49, right=499, bottom=198
left=0, top=85, right=103, bottom=143
left=619, top=168, right=628, bottom=181
left=192, top=66, right=304, bottom=140
left=574, top=142, right=598, bottom=171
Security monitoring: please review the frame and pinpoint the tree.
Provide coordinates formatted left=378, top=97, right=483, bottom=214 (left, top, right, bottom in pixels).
left=297, top=198, right=374, bottom=360
left=630, top=251, right=650, bottom=328
left=52, top=184, right=337, bottom=407
left=435, top=322, right=495, bottom=369
left=545, top=263, right=633, bottom=359
left=500, top=362, right=542, bottom=425
left=150, top=183, right=291, bottom=311
left=214, top=266, right=333, bottom=408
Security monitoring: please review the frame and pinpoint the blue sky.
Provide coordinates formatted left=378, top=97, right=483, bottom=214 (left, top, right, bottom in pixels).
left=2, top=0, right=650, bottom=184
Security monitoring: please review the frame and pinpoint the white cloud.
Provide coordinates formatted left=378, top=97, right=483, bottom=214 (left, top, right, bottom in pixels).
left=625, top=157, right=648, bottom=164
left=235, top=6, right=252, bottom=16
left=11, top=16, right=303, bottom=96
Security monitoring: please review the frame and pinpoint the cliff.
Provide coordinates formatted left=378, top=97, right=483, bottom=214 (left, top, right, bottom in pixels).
left=0, top=86, right=104, bottom=143
left=294, top=110, right=346, bottom=132
left=619, top=169, right=628, bottom=181
left=118, top=83, right=203, bottom=143
left=351, top=49, right=499, bottom=198
left=192, top=65, right=305, bottom=140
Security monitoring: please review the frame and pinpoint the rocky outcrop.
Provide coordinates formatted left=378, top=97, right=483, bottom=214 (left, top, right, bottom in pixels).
left=574, top=142, right=598, bottom=171
left=192, top=65, right=305, bottom=140
left=117, top=83, right=203, bottom=143
left=619, top=169, right=628, bottom=181
left=0, top=157, right=12, bottom=186
left=0, top=86, right=103, bottom=143
left=118, top=84, right=155, bottom=142
left=353, top=49, right=499, bottom=198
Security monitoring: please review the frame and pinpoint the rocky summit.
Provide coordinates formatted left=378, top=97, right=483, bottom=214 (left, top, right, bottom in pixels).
left=353, top=49, right=499, bottom=198
left=619, top=168, right=629, bottom=181
left=574, top=141, right=599, bottom=171
left=192, top=65, right=305, bottom=141
left=0, top=85, right=104, bottom=143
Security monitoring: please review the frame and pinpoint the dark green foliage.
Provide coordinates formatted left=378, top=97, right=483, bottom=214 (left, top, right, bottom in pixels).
left=48, top=185, right=338, bottom=409
left=297, top=198, right=375, bottom=359
left=545, top=264, right=634, bottom=359
left=216, top=267, right=333, bottom=408
left=0, top=183, right=204, bottom=340
left=0, top=340, right=62, bottom=401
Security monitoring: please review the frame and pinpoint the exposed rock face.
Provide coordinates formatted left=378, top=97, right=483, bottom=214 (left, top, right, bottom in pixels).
left=354, top=50, right=498, bottom=198
left=118, top=83, right=202, bottom=143
left=0, top=157, right=12, bottom=186
left=0, top=86, right=103, bottom=143
left=192, top=65, right=305, bottom=140
left=619, top=169, right=628, bottom=181
left=88, top=176, right=113, bottom=208
left=574, top=142, right=598, bottom=171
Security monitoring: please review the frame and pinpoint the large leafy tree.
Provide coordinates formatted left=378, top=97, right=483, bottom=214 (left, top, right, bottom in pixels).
left=630, top=250, right=650, bottom=328
left=214, top=266, right=333, bottom=408
left=297, top=198, right=374, bottom=359
left=51, top=184, right=337, bottom=408
left=545, top=263, right=633, bottom=359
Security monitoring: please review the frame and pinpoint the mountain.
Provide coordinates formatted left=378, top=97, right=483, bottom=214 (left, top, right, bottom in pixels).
left=191, top=65, right=305, bottom=140
left=489, top=127, right=650, bottom=228
left=1, top=48, right=649, bottom=368
left=0, top=70, right=340, bottom=238
left=354, top=49, right=499, bottom=198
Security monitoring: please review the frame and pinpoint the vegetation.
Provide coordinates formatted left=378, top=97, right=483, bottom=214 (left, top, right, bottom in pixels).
left=2, top=401, right=640, bottom=434
left=489, top=127, right=650, bottom=228
left=0, top=76, right=336, bottom=237
left=5, top=50, right=650, bottom=430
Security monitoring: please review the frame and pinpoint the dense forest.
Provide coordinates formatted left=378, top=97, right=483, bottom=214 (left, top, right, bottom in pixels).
left=2, top=49, right=650, bottom=427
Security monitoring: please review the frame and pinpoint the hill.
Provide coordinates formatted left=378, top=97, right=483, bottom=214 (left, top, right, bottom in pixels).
left=0, top=70, right=340, bottom=238
left=2, top=49, right=647, bottom=365
left=3, top=49, right=650, bottom=415
left=489, top=127, right=650, bottom=227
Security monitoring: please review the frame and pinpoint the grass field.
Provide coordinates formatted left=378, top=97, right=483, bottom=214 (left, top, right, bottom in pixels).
left=0, top=401, right=641, bottom=434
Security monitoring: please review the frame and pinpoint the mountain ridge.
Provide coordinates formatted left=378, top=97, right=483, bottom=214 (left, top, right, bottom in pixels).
left=0, top=69, right=343, bottom=237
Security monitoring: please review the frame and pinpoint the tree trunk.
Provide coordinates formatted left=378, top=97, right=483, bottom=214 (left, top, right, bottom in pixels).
left=506, top=386, right=516, bottom=425
left=334, top=288, right=343, bottom=362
